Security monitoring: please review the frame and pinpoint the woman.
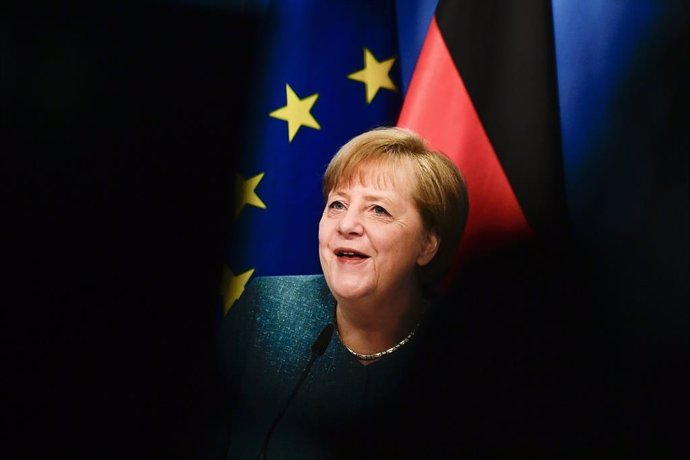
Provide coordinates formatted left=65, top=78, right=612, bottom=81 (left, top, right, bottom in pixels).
left=209, top=127, right=468, bottom=459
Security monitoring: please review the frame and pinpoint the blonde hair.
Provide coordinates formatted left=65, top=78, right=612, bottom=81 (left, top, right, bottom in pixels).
left=323, top=127, right=468, bottom=291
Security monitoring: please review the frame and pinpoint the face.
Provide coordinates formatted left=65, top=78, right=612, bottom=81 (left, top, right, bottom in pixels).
left=318, top=162, right=439, bottom=304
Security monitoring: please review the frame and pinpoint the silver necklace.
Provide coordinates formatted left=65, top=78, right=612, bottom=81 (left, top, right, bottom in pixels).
left=340, top=321, right=420, bottom=361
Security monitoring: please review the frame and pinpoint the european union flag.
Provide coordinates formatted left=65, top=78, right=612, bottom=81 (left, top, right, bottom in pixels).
left=221, top=0, right=402, bottom=313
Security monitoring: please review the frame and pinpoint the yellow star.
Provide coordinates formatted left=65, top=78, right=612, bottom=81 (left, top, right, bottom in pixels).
left=234, top=172, right=267, bottom=219
left=220, top=266, right=255, bottom=314
left=348, top=48, right=397, bottom=103
left=269, top=84, right=320, bottom=142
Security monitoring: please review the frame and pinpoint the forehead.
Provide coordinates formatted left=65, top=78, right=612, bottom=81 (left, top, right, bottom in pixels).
left=332, top=160, right=417, bottom=196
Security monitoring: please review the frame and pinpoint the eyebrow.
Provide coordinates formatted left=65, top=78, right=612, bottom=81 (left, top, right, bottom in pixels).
left=330, top=189, right=395, bottom=205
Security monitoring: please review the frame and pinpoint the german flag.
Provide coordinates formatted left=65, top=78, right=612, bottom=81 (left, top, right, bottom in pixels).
left=398, top=0, right=569, bottom=282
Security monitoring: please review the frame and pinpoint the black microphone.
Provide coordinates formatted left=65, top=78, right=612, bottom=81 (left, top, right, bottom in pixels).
left=257, top=323, right=334, bottom=460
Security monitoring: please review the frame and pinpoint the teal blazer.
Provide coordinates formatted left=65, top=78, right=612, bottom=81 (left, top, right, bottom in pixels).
left=205, top=272, right=564, bottom=459
left=213, top=275, right=439, bottom=459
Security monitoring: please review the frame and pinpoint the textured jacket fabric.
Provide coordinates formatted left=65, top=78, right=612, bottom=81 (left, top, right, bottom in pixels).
left=204, top=271, right=573, bottom=459
left=212, top=275, right=446, bottom=459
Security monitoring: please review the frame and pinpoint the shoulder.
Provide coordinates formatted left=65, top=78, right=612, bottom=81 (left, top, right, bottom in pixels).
left=245, top=274, right=331, bottom=306
left=239, top=274, right=333, bottom=324
left=248, top=274, right=328, bottom=295
left=227, top=275, right=335, bottom=371
left=218, top=274, right=333, bottom=367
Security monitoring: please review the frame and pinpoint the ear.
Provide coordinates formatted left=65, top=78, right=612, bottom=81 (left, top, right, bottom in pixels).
left=417, top=230, right=440, bottom=267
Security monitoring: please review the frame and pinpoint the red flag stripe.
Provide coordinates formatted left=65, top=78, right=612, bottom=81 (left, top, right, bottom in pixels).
left=398, top=17, right=533, bottom=270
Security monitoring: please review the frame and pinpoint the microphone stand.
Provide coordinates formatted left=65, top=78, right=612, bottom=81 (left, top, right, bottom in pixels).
left=257, top=323, right=334, bottom=460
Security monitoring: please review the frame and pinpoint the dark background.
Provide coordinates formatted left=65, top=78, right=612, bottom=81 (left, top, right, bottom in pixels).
left=3, top=1, right=688, bottom=459
left=4, top=1, right=258, bottom=458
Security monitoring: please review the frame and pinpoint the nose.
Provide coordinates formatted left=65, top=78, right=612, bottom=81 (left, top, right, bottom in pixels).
left=337, top=207, right=363, bottom=236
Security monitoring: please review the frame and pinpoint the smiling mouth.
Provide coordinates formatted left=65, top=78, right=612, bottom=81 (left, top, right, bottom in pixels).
left=335, top=250, right=369, bottom=259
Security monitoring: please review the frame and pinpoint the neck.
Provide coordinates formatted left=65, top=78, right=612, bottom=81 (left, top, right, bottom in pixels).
left=335, top=291, right=427, bottom=357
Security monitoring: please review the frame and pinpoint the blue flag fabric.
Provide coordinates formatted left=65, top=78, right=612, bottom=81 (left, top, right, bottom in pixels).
left=223, top=0, right=402, bottom=312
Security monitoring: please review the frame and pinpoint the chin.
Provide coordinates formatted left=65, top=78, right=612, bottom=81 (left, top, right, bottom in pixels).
left=328, top=275, right=372, bottom=301
left=333, top=288, right=367, bottom=302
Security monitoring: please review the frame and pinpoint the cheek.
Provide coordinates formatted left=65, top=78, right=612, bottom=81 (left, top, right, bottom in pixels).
left=318, top=217, right=331, bottom=246
left=372, top=228, right=409, bottom=254
left=383, top=228, right=425, bottom=262
left=318, top=221, right=329, bottom=266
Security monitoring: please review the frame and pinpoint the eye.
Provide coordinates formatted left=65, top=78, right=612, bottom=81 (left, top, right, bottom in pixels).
left=328, top=200, right=345, bottom=210
left=372, top=205, right=390, bottom=216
